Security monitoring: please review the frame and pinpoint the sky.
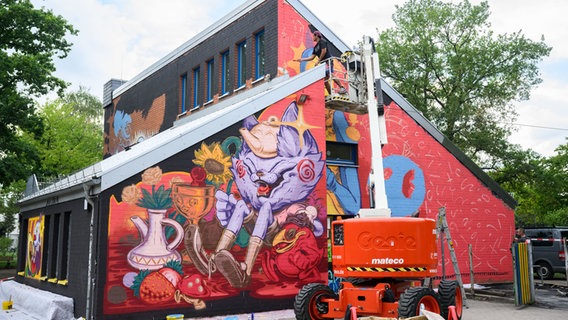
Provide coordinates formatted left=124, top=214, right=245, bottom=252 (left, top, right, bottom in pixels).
left=31, top=0, right=568, bottom=157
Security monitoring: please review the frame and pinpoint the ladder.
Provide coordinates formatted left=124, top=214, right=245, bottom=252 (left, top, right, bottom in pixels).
left=438, top=207, right=468, bottom=307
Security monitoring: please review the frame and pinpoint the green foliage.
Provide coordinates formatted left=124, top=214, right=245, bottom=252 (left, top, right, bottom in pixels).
left=377, top=0, right=551, bottom=168
left=137, top=185, right=173, bottom=210
left=0, top=0, right=77, bottom=186
left=491, top=139, right=568, bottom=226
left=0, top=180, right=24, bottom=237
left=542, top=208, right=568, bottom=227
left=24, top=88, right=103, bottom=178
left=0, top=237, right=13, bottom=256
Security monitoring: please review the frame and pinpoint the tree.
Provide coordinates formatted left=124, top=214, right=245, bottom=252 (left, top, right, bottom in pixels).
left=377, top=0, right=551, bottom=168
left=0, top=0, right=77, bottom=186
left=491, top=140, right=568, bottom=226
left=28, top=88, right=103, bottom=179
left=0, top=180, right=24, bottom=239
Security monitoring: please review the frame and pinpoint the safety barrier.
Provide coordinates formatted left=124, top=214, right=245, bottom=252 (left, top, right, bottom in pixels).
left=527, top=237, right=568, bottom=286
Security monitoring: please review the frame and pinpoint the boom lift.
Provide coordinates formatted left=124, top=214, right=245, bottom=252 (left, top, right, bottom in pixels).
left=294, top=37, right=463, bottom=320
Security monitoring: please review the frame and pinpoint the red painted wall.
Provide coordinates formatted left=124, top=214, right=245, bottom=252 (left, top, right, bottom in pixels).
left=277, top=0, right=514, bottom=283
left=382, top=101, right=515, bottom=283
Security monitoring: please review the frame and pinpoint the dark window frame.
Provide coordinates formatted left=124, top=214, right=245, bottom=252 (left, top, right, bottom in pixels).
left=221, top=50, right=230, bottom=95
left=206, top=59, right=214, bottom=102
left=237, top=40, right=247, bottom=88
left=180, top=73, right=188, bottom=113
left=326, top=141, right=358, bottom=166
left=192, top=66, right=201, bottom=110
left=255, top=30, right=265, bottom=80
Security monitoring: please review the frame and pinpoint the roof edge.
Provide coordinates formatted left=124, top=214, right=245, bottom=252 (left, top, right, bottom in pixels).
left=101, top=65, right=326, bottom=191
left=113, top=0, right=265, bottom=97
left=286, top=0, right=351, bottom=52
left=380, top=79, right=517, bottom=209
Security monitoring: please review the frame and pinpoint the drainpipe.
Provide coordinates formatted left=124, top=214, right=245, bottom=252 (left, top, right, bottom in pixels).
left=82, top=176, right=100, bottom=320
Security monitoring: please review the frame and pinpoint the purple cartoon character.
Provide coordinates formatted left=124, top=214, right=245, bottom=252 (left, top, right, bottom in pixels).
left=185, top=101, right=324, bottom=287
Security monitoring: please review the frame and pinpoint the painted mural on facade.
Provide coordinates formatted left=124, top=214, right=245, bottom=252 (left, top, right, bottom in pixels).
left=277, top=0, right=513, bottom=282
left=381, top=100, right=514, bottom=282
left=25, top=215, right=44, bottom=279
left=325, top=109, right=365, bottom=216
left=278, top=0, right=344, bottom=86
left=104, top=94, right=166, bottom=157
left=103, top=88, right=328, bottom=315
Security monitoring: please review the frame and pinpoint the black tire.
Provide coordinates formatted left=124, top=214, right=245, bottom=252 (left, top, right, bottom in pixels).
left=535, top=261, right=554, bottom=280
left=438, top=280, right=463, bottom=320
left=398, top=287, right=441, bottom=318
left=294, top=283, right=337, bottom=320
left=383, top=286, right=396, bottom=303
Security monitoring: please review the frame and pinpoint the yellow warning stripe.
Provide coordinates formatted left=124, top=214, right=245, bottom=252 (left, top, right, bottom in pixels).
left=347, top=266, right=427, bottom=272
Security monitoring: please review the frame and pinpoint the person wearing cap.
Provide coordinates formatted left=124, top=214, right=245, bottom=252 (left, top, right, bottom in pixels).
left=295, top=30, right=347, bottom=95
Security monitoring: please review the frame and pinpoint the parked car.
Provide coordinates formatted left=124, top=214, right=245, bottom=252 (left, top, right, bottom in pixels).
left=524, top=227, right=568, bottom=279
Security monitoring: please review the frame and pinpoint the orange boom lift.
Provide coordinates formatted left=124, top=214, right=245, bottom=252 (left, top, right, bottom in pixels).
left=294, top=37, right=463, bottom=320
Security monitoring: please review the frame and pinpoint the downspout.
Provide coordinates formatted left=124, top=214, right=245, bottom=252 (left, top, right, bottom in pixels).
left=83, top=176, right=100, bottom=320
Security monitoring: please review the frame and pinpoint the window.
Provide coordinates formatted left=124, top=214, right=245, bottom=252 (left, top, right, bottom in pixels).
left=40, top=215, right=51, bottom=278
left=60, top=211, right=71, bottom=281
left=180, top=74, right=187, bottom=113
left=206, top=59, right=214, bottom=102
left=48, top=213, right=60, bottom=280
left=221, top=50, right=230, bottom=94
left=23, top=211, right=70, bottom=283
left=326, top=142, right=358, bottom=165
left=255, top=30, right=265, bottom=80
left=193, top=67, right=201, bottom=109
left=527, top=230, right=554, bottom=247
left=237, top=40, right=247, bottom=88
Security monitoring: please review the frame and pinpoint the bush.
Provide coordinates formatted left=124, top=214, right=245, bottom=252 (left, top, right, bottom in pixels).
left=0, top=237, right=13, bottom=256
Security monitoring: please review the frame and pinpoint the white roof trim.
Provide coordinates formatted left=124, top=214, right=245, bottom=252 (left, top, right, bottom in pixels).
left=20, top=65, right=326, bottom=207
left=102, top=65, right=324, bottom=190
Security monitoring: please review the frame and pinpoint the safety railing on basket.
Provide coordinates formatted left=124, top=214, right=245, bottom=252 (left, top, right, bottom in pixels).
left=320, top=56, right=350, bottom=96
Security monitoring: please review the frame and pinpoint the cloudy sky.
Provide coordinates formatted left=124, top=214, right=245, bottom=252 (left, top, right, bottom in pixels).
left=32, top=0, right=568, bottom=156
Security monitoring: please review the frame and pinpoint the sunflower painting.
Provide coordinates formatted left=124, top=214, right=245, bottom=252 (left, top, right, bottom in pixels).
left=192, top=142, right=233, bottom=186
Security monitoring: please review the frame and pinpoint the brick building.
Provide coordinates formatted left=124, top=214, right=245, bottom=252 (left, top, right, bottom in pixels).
left=15, top=0, right=516, bottom=319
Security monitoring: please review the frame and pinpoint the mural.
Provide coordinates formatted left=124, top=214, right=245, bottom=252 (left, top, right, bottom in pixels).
left=278, top=0, right=513, bottom=283
left=382, top=100, right=514, bottom=282
left=278, top=0, right=346, bottom=92
left=101, top=6, right=514, bottom=317
left=104, top=94, right=167, bottom=157
left=325, top=109, right=362, bottom=216
left=104, top=92, right=329, bottom=315
left=384, top=155, right=426, bottom=217
left=25, top=215, right=44, bottom=279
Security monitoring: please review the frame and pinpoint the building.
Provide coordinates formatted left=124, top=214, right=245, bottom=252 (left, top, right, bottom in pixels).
left=15, top=0, right=516, bottom=319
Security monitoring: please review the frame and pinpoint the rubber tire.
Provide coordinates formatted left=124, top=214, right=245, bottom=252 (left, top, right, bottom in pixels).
left=294, top=283, right=337, bottom=320
left=398, top=287, right=441, bottom=318
left=438, top=280, right=463, bottom=320
left=535, top=261, right=554, bottom=280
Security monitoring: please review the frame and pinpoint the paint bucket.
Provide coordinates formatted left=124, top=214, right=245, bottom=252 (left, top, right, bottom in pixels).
left=165, top=314, right=184, bottom=320
left=2, top=300, right=13, bottom=310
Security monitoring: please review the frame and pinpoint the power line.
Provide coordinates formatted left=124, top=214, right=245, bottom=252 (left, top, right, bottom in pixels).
left=383, top=104, right=568, bottom=132
left=508, top=122, right=568, bottom=131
